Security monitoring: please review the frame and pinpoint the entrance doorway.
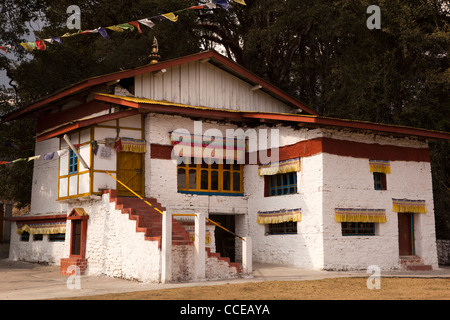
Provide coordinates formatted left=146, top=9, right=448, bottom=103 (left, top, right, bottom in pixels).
left=117, top=152, right=144, bottom=197
left=398, top=212, right=414, bottom=255
left=210, top=214, right=236, bottom=262
left=71, top=220, right=82, bottom=256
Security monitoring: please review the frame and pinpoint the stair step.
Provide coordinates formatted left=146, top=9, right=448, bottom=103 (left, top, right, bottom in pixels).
left=405, top=264, right=433, bottom=271
left=399, top=255, right=432, bottom=271
left=106, top=189, right=241, bottom=274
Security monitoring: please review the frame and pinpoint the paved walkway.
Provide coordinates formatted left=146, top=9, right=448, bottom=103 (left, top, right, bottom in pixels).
left=1, top=242, right=449, bottom=300
left=0, top=256, right=449, bottom=300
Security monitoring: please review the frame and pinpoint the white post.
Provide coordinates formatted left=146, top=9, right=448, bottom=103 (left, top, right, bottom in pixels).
left=242, top=236, right=253, bottom=276
left=161, top=211, right=172, bottom=283
left=194, top=212, right=206, bottom=280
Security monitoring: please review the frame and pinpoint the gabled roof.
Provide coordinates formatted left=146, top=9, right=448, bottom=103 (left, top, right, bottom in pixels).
left=36, top=93, right=450, bottom=142
left=1, top=50, right=318, bottom=123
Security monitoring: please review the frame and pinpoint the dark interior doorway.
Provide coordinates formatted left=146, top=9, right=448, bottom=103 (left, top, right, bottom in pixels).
left=210, top=214, right=236, bottom=262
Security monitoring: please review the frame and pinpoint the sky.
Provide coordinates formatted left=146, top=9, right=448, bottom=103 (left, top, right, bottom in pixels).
left=1, top=18, right=45, bottom=88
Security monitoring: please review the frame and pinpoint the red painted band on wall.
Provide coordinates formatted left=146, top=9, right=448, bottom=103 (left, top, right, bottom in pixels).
left=150, top=137, right=430, bottom=163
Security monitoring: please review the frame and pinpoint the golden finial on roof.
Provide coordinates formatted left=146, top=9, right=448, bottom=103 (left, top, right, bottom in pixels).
left=149, top=37, right=161, bottom=64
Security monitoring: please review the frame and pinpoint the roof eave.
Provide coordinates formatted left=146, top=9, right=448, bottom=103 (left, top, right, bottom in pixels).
left=2, top=50, right=318, bottom=123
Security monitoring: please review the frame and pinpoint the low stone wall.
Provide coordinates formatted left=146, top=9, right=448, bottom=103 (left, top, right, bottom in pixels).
left=437, top=239, right=450, bottom=266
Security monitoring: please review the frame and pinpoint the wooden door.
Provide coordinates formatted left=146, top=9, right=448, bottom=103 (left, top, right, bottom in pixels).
left=398, top=213, right=414, bottom=256
left=117, top=152, right=144, bottom=197
left=71, top=220, right=82, bottom=256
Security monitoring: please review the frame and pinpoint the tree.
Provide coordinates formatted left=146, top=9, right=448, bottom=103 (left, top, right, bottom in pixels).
left=0, top=87, right=35, bottom=207
left=0, top=0, right=448, bottom=237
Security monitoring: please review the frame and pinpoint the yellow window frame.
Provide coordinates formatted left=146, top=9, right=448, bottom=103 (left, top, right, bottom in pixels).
left=177, top=158, right=243, bottom=195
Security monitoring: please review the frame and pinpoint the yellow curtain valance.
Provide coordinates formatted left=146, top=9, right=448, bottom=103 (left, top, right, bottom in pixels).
left=335, top=208, right=387, bottom=223
left=171, top=131, right=246, bottom=161
left=257, top=208, right=301, bottom=224
left=119, top=138, right=147, bottom=153
left=258, top=158, right=301, bottom=176
left=183, top=225, right=211, bottom=244
left=17, top=222, right=66, bottom=235
left=369, top=160, right=391, bottom=174
left=392, top=198, right=427, bottom=213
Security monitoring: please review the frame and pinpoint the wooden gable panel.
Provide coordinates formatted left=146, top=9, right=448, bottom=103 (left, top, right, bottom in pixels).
left=134, top=60, right=292, bottom=114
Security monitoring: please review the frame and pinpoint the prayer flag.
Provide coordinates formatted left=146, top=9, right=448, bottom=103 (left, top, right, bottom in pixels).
left=214, top=0, right=229, bottom=11
left=35, top=40, right=46, bottom=50
left=188, top=5, right=205, bottom=10
left=43, top=152, right=55, bottom=160
left=129, top=21, right=142, bottom=33
left=162, top=12, right=178, bottom=22
left=57, top=149, right=68, bottom=157
left=233, top=0, right=246, bottom=5
left=138, top=18, right=155, bottom=29
left=97, top=28, right=110, bottom=39
left=116, top=23, right=135, bottom=31
left=20, top=42, right=34, bottom=52
left=27, top=155, right=41, bottom=162
left=106, top=26, right=124, bottom=32
left=0, top=46, right=7, bottom=54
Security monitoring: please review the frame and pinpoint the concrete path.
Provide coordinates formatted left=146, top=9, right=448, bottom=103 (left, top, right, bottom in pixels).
left=0, top=242, right=449, bottom=300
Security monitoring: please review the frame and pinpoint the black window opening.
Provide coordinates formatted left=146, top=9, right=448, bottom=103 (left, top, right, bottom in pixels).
left=342, top=222, right=376, bottom=236
left=20, top=232, right=30, bottom=242
left=49, top=233, right=66, bottom=242
left=373, top=172, right=386, bottom=190
left=267, top=221, right=298, bottom=235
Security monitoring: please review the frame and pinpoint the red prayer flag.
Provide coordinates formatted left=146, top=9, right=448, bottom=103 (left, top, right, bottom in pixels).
left=0, top=46, right=6, bottom=54
left=129, top=21, right=142, bottom=33
left=35, top=40, right=47, bottom=50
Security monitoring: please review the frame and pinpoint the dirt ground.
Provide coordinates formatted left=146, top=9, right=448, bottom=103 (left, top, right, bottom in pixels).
left=65, top=277, right=449, bottom=300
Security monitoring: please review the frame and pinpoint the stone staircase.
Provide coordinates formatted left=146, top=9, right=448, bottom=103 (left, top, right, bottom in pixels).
left=105, top=189, right=191, bottom=248
left=104, top=189, right=242, bottom=277
left=399, top=255, right=432, bottom=271
left=206, top=247, right=241, bottom=273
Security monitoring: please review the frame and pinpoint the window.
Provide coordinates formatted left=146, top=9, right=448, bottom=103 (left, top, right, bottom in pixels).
left=342, top=222, right=376, bottom=236
left=68, top=149, right=78, bottom=174
left=177, top=158, right=243, bottom=195
left=373, top=172, right=386, bottom=190
left=266, top=172, right=297, bottom=196
left=267, top=221, right=297, bottom=235
left=49, top=233, right=66, bottom=242
left=20, top=232, right=29, bottom=242
left=33, top=234, right=43, bottom=241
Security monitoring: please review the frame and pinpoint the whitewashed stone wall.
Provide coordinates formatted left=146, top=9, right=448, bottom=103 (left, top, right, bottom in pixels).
left=246, top=154, right=325, bottom=269
left=144, top=114, right=249, bottom=220
left=63, top=193, right=161, bottom=283
left=321, top=130, right=438, bottom=270
left=9, top=227, right=66, bottom=264
left=29, top=137, right=68, bottom=215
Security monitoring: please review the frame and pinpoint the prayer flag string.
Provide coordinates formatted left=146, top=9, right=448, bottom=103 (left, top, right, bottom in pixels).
left=0, top=0, right=246, bottom=55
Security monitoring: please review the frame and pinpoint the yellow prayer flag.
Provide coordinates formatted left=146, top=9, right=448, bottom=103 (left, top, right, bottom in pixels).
left=162, top=12, right=178, bottom=22
left=233, top=0, right=246, bottom=5
left=107, top=26, right=124, bottom=32
left=20, top=43, right=34, bottom=52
